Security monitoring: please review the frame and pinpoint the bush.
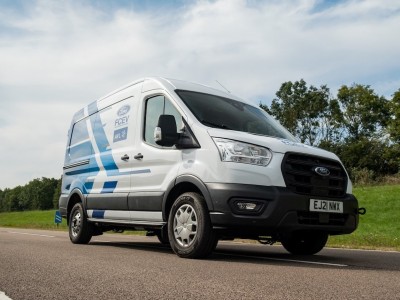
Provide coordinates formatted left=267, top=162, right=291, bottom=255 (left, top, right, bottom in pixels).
left=350, top=168, right=376, bottom=186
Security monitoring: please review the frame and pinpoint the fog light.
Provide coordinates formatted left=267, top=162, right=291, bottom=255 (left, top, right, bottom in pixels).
left=236, top=202, right=258, bottom=210
left=229, top=198, right=267, bottom=215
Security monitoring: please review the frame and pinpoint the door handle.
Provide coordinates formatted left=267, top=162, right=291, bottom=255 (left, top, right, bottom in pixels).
left=134, top=153, right=144, bottom=160
left=121, top=154, right=130, bottom=161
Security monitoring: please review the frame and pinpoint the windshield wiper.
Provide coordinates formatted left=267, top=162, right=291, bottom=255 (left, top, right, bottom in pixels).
left=201, top=120, right=231, bottom=130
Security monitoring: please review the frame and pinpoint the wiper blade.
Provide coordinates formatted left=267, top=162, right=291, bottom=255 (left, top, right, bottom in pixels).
left=201, top=120, right=231, bottom=130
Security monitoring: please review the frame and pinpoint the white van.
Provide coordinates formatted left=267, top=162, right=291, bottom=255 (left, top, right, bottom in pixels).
left=59, top=77, right=359, bottom=258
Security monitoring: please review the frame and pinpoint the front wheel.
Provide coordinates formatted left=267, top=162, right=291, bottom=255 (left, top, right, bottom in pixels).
left=168, top=192, right=218, bottom=258
left=69, top=202, right=93, bottom=244
left=280, top=231, right=328, bottom=255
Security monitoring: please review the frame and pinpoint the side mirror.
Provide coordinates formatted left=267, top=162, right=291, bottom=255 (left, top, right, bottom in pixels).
left=154, top=115, right=179, bottom=147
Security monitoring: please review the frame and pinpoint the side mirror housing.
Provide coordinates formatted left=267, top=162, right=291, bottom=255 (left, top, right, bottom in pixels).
left=154, top=115, right=200, bottom=148
left=154, top=115, right=179, bottom=147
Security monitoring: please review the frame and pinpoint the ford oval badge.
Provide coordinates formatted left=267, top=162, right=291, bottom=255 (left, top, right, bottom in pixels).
left=314, top=166, right=330, bottom=176
left=117, top=105, right=130, bottom=116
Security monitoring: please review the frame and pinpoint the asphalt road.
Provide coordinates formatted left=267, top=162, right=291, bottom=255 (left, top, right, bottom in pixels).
left=0, top=227, right=399, bottom=300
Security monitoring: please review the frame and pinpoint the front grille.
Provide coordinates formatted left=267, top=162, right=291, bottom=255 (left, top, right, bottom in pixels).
left=298, top=212, right=348, bottom=226
left=282, top=153, right=347, bottom=198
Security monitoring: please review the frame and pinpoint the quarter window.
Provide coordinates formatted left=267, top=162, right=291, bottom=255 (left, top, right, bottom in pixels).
left=69, top=118, right=92, bottom=159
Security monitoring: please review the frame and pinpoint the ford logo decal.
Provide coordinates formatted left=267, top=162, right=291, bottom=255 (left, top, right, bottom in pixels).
left=314, top=166, right=330, bottom=176
left=117, top=105, right=130, bottom=116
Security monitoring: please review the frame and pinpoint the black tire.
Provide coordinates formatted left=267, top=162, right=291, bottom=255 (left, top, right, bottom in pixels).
left=281, top=231, right=328, bottom=255
left=168, top=192, right=218, bottom=258
left=155, top=227, right=170, bottom=245
left=69, top=202, right=93, bottom=244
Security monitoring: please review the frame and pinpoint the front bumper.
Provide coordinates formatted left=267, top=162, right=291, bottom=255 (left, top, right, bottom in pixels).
left=206, top=183, right=359, bottom=237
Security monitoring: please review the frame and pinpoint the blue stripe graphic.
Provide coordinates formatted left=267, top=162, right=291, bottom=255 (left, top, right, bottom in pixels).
left=84, top=181, right=94, bottom=193
left=101, top=181, right=118, bottom=193
left=106, top=168, right=151, bottom=176
left=88, top=101, right=98, bottom=115
left=65, top=166, right=100, bottom=176
left=92, top=210, right=105, bottom=219
left=89, top=105, right=120, bottom=176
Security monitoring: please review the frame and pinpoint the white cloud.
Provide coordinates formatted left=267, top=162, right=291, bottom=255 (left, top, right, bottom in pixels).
left=0, top=0, right=399, bottom=188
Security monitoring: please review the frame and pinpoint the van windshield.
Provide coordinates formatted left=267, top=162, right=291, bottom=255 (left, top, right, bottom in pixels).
left=176, top=90, right=296, bottom=141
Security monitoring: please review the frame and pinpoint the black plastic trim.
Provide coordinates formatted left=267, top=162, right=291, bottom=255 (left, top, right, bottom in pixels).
left=206, top=183, right=359, bottom=236
left=128, top=192, right=164, bottom=211
left=87, top=193, right=128, bottom=210
left=161, top=175, right=214, bottom=221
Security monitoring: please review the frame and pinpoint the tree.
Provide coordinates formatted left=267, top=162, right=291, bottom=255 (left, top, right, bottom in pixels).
left=262, top=79, right=331, bottom=145
left=29, top=177, right=58, bottom=210
left=334, top=137, right=398, bottom=178
left=388, top=89, right=400, bottom=143
left=53, top=177, right=62, bottom=209
left=0, top=189, right=4, bottom=212
left=336, top=84, right=390, bottom=141
left=0, top=177, right=61, bottom=212
left=319, top=99, right=344, bottom=145
left=5, top=186, right=23, bottom=211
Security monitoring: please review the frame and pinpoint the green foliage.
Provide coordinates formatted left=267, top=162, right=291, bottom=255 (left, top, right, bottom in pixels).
left=0, top=177, right=61, bottom=212
left=388, top=89, right=400, bottom=143
left=53, top=177, right=62, bottom=209
left=268, top=79, right=331, bottom=145
left=332, top=138, right=399, bottom=179
left=261, top=80, right=400, bottom=183
left=337, top=84, right=390, bottom=141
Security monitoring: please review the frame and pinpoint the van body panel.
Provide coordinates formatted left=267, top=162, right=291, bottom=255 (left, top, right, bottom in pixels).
left=60, top=77, right=359, bottom=246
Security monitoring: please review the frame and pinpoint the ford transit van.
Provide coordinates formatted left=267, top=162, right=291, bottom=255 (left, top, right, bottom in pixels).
left=59, top=77, right=359, bottom=258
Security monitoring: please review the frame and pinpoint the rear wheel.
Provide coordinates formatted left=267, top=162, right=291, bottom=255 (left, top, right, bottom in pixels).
left=155, top=227, right=170, bottom=245
left=280, top=231, right=328, bottom=255
left=168, top=192, right=217, bottom=258
left=69, top=202, right=93, bottom=244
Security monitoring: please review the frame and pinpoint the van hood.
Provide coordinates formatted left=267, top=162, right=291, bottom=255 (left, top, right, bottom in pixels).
left=207, top=128, right=340, bottom=161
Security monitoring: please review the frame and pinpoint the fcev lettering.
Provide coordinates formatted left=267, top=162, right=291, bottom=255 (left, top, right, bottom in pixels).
left=115, top=115, right=129, bottom=127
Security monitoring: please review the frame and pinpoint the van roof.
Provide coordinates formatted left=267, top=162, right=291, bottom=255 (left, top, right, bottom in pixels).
left=98, top=77, right=240, bottom=102
left=72, top=77, right=248, bottom=123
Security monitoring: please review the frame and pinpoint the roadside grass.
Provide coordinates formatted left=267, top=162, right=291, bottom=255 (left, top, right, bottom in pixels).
left=0, top=210, right=68, bottom=230
left=328, top=185, right=400, bottom=251
left=0, top=185, right=399, bottom=251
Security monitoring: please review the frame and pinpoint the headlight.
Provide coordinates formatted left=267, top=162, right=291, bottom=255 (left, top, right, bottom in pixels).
left=212, top=138, right=272, bottom=166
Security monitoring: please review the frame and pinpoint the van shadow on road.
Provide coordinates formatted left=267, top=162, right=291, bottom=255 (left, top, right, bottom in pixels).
left=88, top=240, right=374, bottom=270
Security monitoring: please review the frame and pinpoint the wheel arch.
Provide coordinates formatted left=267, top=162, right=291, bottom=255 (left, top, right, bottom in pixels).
left=66, top=189, right=86, bottom=225
left=162, top=175, right=214, bottom=221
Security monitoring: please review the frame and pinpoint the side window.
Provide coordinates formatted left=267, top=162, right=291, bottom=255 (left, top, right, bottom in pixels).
left=69, top=118, right=92, bottom=160
left=70, top=119, right=89, bottom=145
left=144, top=95, right=182, bottom=147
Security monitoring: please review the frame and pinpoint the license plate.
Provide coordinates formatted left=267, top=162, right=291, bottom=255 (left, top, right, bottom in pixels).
left=309, top=199, right=343, bottom=214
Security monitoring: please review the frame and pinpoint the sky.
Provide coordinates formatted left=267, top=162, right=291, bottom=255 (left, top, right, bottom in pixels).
left=0, top=0, right=399, bottom=189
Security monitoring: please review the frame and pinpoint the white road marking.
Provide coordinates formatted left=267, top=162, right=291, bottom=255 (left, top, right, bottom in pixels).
left=0, top=291, right=13, bottom=300
left=217, top=252, right=348, bottom=267
left=92, top=240, right=112, bottom=243
left=6, top=231, right=55, bottom=238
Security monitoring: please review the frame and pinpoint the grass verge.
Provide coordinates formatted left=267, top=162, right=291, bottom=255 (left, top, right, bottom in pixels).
left=0, top=210, right=68, bottom=230
left=0, top=185, right=399, bottom=251
left=328, top=185, right=400, bottom=251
